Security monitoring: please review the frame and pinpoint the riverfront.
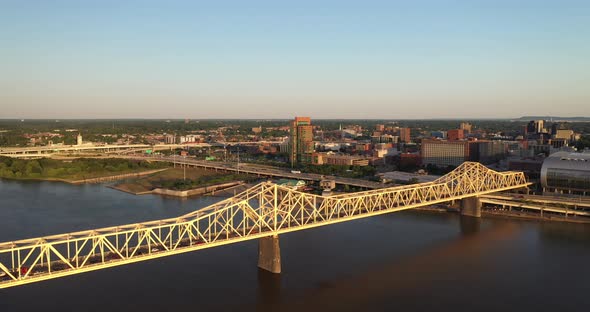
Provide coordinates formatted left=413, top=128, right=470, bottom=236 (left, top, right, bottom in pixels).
left=0, top=179, right=589, bottom=311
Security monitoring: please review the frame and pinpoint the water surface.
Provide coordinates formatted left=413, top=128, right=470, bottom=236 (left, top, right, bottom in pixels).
left=0, top=179, right=589, bottom=312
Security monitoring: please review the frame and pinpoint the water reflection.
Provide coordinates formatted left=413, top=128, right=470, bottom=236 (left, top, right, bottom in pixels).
left=459, top=215, right=481, bottom=236
left=256, top=268, right=282, bottom=312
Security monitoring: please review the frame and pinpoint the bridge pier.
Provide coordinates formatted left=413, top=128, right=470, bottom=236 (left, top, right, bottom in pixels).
left=461, top=196, right=481, bottom=218
left=258, top=235, right=281, bottom=274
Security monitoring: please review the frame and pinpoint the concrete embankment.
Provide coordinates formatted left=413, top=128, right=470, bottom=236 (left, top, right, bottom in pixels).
left=208, top=183, right=256, bottom=197
left=68, top=169, right=168, bottom=184
left=151, top=181, right=244, bottom=197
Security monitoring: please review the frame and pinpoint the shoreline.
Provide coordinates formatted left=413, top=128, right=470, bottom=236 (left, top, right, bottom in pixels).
left=109, top=180, right=246, bottom=197
left=0, top=168, right=168, bottom=185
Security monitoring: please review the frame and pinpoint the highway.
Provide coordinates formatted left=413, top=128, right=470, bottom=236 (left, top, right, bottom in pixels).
left=0, top=141, right=283, bottom=158
left=143, top=155, right=385, bottom=189
left=480, top=193, right=590, bottom=218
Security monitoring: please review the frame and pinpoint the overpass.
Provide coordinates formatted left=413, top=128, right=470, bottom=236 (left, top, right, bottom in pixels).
left=480, top=193, right=590, bottom=218
left=146, top=156, right=385, bottom=189
left=0, top=162, right=530, bottom=289
left=0, top=141, right=283, bottom=158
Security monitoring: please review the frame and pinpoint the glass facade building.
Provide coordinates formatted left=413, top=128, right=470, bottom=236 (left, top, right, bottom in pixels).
left=540, top=152, right=590, bottom=194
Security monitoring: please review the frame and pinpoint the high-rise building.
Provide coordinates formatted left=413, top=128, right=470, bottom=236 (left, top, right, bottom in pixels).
left=526, top=121, right=536, bottom=134
left=460, top=122, right=472, bottom=134
left=289, top=117, right=314, bottom=166
left=76, top=133, right=83, bottom=146
left=375, top=124, right=385, bottom=132
left=526, top=120, right=545, bottom=134
left=535, top=120, right=545, bottom=133
left=399, top=128, right=411, bottom=143
left=477, top=140, right=507, bottom=164
left=447, top=129, right=464, bottom=141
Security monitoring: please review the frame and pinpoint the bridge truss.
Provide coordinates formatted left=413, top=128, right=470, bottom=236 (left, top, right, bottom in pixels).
left=0, top=162, right=529, bottom=289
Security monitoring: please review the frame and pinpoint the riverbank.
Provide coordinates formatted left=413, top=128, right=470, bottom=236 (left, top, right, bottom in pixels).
left=0, top=168, right=168, bottom=185
left=68, top=169, right=168, bottom=184
left=110, top=180, right=246, bottom=197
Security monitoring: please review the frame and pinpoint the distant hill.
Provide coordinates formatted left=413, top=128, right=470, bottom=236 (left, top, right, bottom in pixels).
left=515, top=116, right=590, bottom=122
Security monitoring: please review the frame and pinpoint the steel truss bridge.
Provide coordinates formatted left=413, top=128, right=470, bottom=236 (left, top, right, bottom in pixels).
left=0, top=162, right=530, bottom=289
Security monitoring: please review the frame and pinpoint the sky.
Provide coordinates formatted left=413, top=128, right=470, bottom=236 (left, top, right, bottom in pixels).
left=0, top=0, right=589, bottom=119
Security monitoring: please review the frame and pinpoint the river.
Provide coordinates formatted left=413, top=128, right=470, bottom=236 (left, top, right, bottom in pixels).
left=0, top=179, right=589, bottom=312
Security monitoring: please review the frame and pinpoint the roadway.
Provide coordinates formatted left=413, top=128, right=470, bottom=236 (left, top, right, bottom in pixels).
left=0, top=141, right=283, bottom=157
left=480, top=193, right=590, bottom=217
left=144, top=155, right=385, bottom=189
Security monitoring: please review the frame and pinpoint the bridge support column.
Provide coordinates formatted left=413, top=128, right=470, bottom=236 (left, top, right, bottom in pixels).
left=461, top=196, right=481, bottom=218
left=258, top=234, right=281, bottom=274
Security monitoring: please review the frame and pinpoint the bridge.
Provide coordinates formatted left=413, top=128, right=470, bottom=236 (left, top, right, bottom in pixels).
left=0, top=162, right=530, bottom=289
left=0, top=141, right=283, bottom=158
left=147, top=155, right=385, bottom=189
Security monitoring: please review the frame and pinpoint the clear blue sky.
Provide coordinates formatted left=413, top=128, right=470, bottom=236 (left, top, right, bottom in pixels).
left=0, top=0, right=588, bottom=119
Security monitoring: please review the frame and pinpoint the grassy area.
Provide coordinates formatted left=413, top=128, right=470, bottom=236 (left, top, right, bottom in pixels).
left=114, top=167, right=256, bottom=192
left=0, top=157, right=168, bottom=181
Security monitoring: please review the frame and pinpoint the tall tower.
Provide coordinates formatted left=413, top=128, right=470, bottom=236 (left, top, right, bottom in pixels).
left=76, top=133, right=83, bottom=146
left=399, top=127, right=411, bottom=143
left=289, top=117, right=314, bottom=166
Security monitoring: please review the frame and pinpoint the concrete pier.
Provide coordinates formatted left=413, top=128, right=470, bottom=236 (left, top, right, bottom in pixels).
left=461, top=196, right=481, bottom=218
left=258, top=235, right=281, bottom=274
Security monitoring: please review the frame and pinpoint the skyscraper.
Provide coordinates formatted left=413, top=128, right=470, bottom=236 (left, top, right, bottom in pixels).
left=535, top=120, right=545, bottom=133
left=528, top=120, right=545, bottom=134
left=289, top=117, right=314, bottom=166
left=399, top=128, right=411, bottom=143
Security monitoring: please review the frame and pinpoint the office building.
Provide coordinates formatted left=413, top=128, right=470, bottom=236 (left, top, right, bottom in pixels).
left=399, top=128, right=411, bottom=143
left=312, top=152, right=370, bottom=166
left=289, top=117, right=314, bottom=165
left=477, top=140, right=507, bottom=164
left=554, top=129, right=574, bottom=141
left=421, top=139, right=472, bottom=167
left=527, top=120, right=545, bottom=134
left=460, top=122, right=473, bottom=134
left=165, top=134, right=176, bottom=144
left=447, top=129, right=464, bottom=141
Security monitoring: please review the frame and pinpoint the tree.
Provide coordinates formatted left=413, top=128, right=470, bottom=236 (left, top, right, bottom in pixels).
left=408, top=177, right=420, bottom=184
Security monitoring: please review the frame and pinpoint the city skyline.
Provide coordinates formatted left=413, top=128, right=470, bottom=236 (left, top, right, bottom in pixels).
left=1, top=0, right=589, bottom=119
